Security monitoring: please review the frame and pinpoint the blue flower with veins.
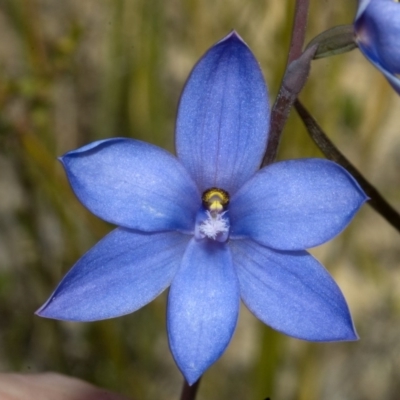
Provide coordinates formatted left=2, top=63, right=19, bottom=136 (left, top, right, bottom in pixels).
left=354, top=0, right=400, bottom=94
left=37, top=31, right=367, bottom=385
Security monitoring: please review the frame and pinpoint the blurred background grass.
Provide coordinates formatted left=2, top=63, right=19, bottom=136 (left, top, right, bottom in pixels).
left=0, top=0, right=400, bottom=399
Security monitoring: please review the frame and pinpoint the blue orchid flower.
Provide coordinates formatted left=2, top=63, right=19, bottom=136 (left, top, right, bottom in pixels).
left=354, top=0, right=400, bottom=94
left=37, top=32, right=367, bottom=384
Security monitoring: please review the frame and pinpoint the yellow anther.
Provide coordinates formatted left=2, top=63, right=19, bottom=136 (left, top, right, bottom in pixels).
left=209, top=201, right=224, bottom=212
left=202, top=187, right=230, bottom=211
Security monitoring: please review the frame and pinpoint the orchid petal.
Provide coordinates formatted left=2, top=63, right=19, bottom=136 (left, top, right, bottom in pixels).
left=355, top=0, right=371, bottom=20
left=231, top=239, right=357, bottom=341
left=355, top=0, right=400, bottom=93
left=176, top=31, right=270, bottom=195
left=60, top=138, right=200, bottom=232
left=167, top=238, right=239, bottom=384
left=230, top=159, right=367, bottom=251
left=357, top=44, right=400, bottom=94
left=37, top=229, right=190, bottom=321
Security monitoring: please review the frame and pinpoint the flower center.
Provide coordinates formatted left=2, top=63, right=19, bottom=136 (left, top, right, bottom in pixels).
left=195, top=187, right=230, bottom=242
left=202, top=187, right=229, bottom=212
left=198, top=210, right=229, bottom=240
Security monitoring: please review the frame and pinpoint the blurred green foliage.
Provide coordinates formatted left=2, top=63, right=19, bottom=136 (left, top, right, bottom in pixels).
left=0, top=1, right=400, bottom=399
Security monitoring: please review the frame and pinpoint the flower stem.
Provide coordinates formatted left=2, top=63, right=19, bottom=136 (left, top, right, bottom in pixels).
left=287, top=0, right=310, bottom=64
left=179, top=378, right=201, bottom=400
left=263, top=0, right=310, bottom=165
left=294, top=99, right=400, bottom=233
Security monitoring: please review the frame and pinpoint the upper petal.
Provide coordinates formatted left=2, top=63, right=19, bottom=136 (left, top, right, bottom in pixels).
left=175, top=31, right=270, bottom=195
left=355, top=0, right=400, bottom=93
left=230, top=159, right=367, bottom=251
left=230, top=239, right=357, bottom=341
left=167, top=238, right=239, bottom=384
left=60, top=138, right=200, bottom=232
left=37, top=228, right=190, bottom=321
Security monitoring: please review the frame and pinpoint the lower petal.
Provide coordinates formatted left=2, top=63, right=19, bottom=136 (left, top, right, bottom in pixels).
left=167, top=238, right=239, bottom=384
left=230, top=239, right=357, bottom=341
left=37, top=229, right=190, bottom=321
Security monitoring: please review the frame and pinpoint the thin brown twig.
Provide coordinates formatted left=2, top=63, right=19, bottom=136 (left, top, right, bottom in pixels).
left=294, top=99, right=400, bottom=233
